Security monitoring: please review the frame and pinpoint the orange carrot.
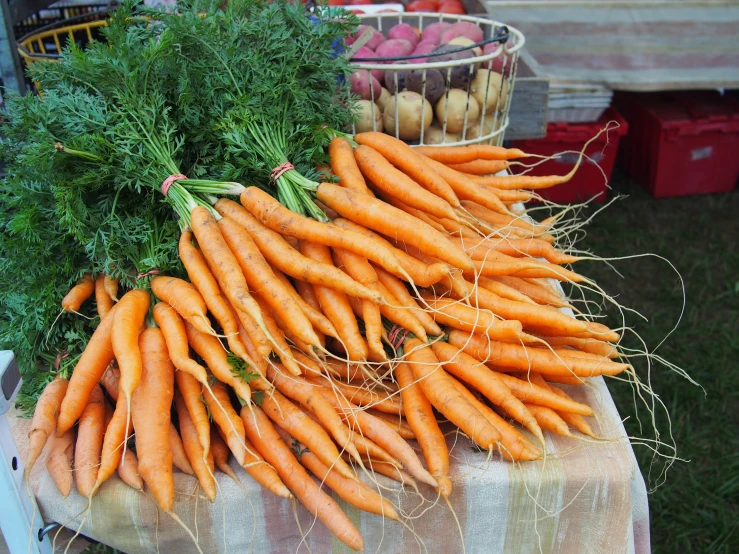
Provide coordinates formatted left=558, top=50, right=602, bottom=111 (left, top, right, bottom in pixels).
left=103, top=275, right=119, bottom=302
left=190, top=206, right=274, bottom=352
left=266, top=365, right=362, bottom=464
left=95, top=397, right=128, bottom=490
left=460, top=201, right=549, bottom=236
left=132, top=328, right=175, bottom=511
left=203, top=379, right=247, bottom=466
left=365, top=409, right=415, bottom=440
left=215, top=199, right=384, bottom=302
left=464, top=237, right=580, bottom=265
left=535, top=335, right=619, bottom=359
left=488, top=276, right=571, bottom=308
left=25, top=377, right=68, bottom=480
left=169, top=423, right=195, bottom=475
left=354, top=132, right=461, bottom=208
left=242, top=405, right=364, bottom=551
left=316, top=183, right=474, bottom=271
left=395, top=362, right=452, bottom=497
left=547, top=384, right=596, bottom=437
left=403, top=338, right=501, bottom=452
left=46, top=427, right=76, bottom=497
left=57, top=306, right=118, bottom=435
left=332, top=247, right=386, bottom=361
left=446, top=376, right=538, bottom=461
left=175, top=390, right=216, bottom=502
left=492, top=373, right=593, bottom=416
left=174, top=369, right=211, bottom=456
left=219, top=216, right=320, bottom=349
left=95, top=275, right=114, bottom=319
left=112, top=289, right=150, bottom=444
left=74, top=384, right=105, bottom=497
left=300, top=241, right=369, bottom=362
left=333, top=218, right=451, bottom=287
left=249, top=294, right=303, bottom=376
left=235, top=409, right=293, bottom=498
left=211, top=424, right=238, bottom=481
left=276, top=427, right=398, bottom=520
left=447, top=159, right=510, bottom=175
left=476, top=276, right=539, bottom=305
left=354, top=145, right=460, bottom=221
left=153, top=303, right=209, bottom=386
left=270, top=266, right=338, bottom=339
left=421, top=156, right=510, bottom=215
left=374, top=266, right=442, bottom=336
left=118, top=448, right=143, bottom=491
left=260, top=389, right=355, bottom=480
left=151, top=276, right=212, bottom=335
left=524, top=404, right=572, bottom=437
left=414, top=145, right=526, bottom=163
left=376, top=281, right=428, bottom=342
left=99, top=363, right=120, bottom=400
left=62, top=273, right=94, bottom=313
left=329, top=136, right=374, bottom=196
left=241, top=186, right=408, bottom=278
left=448, top=330, right=629, bottom=377
left=431, top=342, right=543, bottom=442
left=305, top=374, right=403, bottom=416
left=179, top=229, right=252, bottom=363
left=184, top=322, right=254, bottom=402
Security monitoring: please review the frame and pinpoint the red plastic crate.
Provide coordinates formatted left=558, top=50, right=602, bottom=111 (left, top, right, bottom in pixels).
left=509, top=108, right=628, bottom=204
left=615, top=91, right=739, bottom=197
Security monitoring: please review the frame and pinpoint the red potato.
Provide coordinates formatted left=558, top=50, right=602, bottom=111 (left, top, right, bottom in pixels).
left=410, top=41, right=437, bottom=63
left=441, top=21, right=484, bottom=44
left=351, top=70, right=382, bottom=101
left=421, top=22, right=452, bottom=45
left=438, top=1, right=466, bottom=14
left=407, top=0, right=439, bottom=12
left=352, top=46, right=384, bottom=81
left=388, top=24, right=420, bottom=49
left=483, top=41, right=514, bottom=76
left=375, top=39, right=414, bottom=59
left=353, top=25, right=385, bottom=51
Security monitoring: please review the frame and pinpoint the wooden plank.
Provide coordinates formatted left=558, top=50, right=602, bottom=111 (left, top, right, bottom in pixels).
left=505, top=51, right=549, bottom=140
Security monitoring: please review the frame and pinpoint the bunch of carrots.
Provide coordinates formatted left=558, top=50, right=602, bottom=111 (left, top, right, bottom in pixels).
left=26, top=132, right=630, bottom=551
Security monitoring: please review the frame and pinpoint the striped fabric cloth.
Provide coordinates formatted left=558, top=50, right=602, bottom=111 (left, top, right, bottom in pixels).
left=14, top=374, right=650, bottom=554
left=484, top=0, right=739, bottom=91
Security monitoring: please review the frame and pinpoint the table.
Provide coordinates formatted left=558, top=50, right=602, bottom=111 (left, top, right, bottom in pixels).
left=11, top=375, right=650, bottom=554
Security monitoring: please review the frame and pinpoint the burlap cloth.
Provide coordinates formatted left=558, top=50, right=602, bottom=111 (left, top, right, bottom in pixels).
left=10, top=375, right=650, bottom=553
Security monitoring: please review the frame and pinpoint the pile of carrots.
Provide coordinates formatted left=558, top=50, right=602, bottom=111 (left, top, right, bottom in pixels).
left=26, top=132, right=630, bottom=551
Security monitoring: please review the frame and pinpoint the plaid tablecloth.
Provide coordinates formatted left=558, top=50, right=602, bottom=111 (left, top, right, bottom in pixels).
left=11, top=374, right=650, bottom=554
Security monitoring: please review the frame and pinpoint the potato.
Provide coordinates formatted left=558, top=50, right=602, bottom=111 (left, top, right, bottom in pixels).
left=470, top=68, right=500, bottom=112
left=422, top=126, right=460, bottom=145
left=351, top=46, right=384, bottom=82
left=410, top=41, right=437, bottom=63
left=375, top=39, right=414, bottom=59
left=388, top=24, right=420, bottom=49
left=448, top=37, right=482, bottom=57
left=406, top=68, right=446, bottom=105
left=354, top=100, right=383, bottom=133
left=465, top=116, right=502, bottom=141
left=375, top=87, right=392, bottom=112
left=383, top=91, right=433, bottom=141
left=354, top=25, right=385, bottom=51
left=435, top=89, right=480, bottom=134
left=440, top=22, right=484, bottom=44
left=351, top=70, right=382, bottom=101
left=421, top=22, right=452, bottom=45
left=431, top=44, right=477, bottom=88
left=482, top=41, right=514, bottom=76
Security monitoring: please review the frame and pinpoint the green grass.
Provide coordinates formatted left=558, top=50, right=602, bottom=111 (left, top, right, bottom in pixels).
left=569, top=171, right=739, bottom=553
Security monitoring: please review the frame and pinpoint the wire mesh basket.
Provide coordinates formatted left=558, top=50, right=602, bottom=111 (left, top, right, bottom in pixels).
left=351, top=13, right=525, bottom=147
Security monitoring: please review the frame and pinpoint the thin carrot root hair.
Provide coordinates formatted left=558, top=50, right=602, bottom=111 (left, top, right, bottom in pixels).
left=168, top=511, right=205, bottom=554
